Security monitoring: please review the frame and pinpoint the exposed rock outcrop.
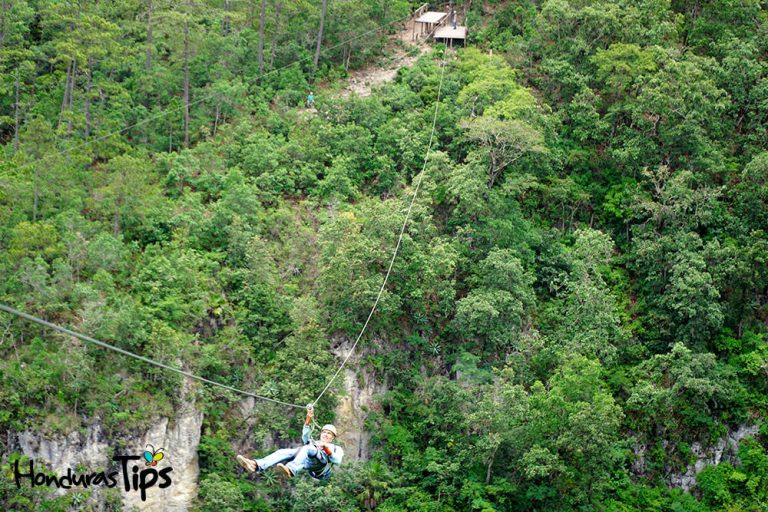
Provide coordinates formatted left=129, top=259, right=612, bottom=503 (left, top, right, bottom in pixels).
left=331, top=335, right=387, bottom=462
left=122, top=401, right=203, bottom=512
left=632, top=423, right=761, bottom=492
left=7, top=393, right=203, bottom=511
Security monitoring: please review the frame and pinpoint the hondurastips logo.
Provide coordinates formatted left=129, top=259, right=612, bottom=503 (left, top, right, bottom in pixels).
left=12, top=445, right=173, bottom=502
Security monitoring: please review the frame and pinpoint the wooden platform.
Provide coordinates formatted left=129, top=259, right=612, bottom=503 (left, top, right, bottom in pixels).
left=411, top=6, right=469, bottom=46
left=434, top=25, right=467, bottom=47
left=434, top=25, right=466, bottom=40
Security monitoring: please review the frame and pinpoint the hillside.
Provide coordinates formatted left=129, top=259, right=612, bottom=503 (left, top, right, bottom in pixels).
left=1, top=1, right=767, bottom=511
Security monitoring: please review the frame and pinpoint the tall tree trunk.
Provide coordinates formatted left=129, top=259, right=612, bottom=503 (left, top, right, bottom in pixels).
left=84, top=57, right=93, bottom=139
left=486, top=444, right=499, bottom=484
left=69, top=60, right=77, bottom=110
left=344, top=42, right=351, bottom=71
left=270, top=2, right=282, bottom=69
left=183, top=16, right=190, bottom=148
left=313, top=0, right=328, bottom=68
left=213, top=103, right=220, bottom=137
left=69, top=1, right=81, bottom=134
left=113, top=196, right=122, bottom=236
left=60, top=60, right=72, bottom=120
left=222, top=0, right=230, bottom=35
left=14, top=71, right=20, bottom=151
left=142, top=0, right=153, bottom=144
left=67, top=59, right=77, bottom=134
left=61, top=2, right=80, bottom=133
left=258, top=0, right=265, bottom=75
left=33, top=166, right=39, bottom=221
left=146, top=0, right=153, bottom=70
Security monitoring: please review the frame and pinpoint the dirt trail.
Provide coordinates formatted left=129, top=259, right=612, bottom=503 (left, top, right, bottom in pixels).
left=341, top=17, right=431, bottom=97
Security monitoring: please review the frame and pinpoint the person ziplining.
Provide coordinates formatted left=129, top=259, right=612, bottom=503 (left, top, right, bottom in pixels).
left=0, top=42, right=446, bottom=484
left=236, top=404, right=343, bottom=480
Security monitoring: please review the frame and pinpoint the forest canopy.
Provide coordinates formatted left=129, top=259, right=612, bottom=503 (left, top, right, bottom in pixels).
left=1, top=0, right=768, bottom=511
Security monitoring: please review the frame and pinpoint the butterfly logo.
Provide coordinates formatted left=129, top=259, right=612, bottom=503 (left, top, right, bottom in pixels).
left=143, top=444, right=165, bottom=467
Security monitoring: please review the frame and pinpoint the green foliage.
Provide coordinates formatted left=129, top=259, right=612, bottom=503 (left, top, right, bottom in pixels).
left=1, top=2, right=768, bottom=511
left=285, top=477, right=359, bottom=512
left=272, top=297, right=337, bottom=407
left=545, top=228, right=628, bottom=363
left=696, top=438, right=768, bottom=509
left=591, top=43, right=660, bottom=97
left=198, top=473, right=246, bottom=512
left=132, top=241, right=222, bottom=330
left=605, top=483, right=710, bottom=512
left=8, top=221, right=62, bottom=265
left=628, top=166, right=725, bottom=348
left=736, top=153, right=768, bottom=232
left=626, top=343, right=747, bottom=444
left=453, top=248, right=535, bottom=354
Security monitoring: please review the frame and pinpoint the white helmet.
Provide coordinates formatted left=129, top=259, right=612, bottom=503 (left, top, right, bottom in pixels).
left=321, top=424, right=337, bottom=437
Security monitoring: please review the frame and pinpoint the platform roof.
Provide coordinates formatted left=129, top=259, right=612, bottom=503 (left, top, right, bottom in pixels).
left=415, top=11, right=447, bottom=24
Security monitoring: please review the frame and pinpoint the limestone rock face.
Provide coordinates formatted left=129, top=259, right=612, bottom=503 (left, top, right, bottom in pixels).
left=632, top=424, right=760, bottom=492
left=121, top=402, right=204, bottom=512
left=9, top=399, right=203, bottom=511
left=331, top=335, right=387, bottom=462
left=15, top=425, right=110, bottom=489
left=334, top=367, right=382, bottom=461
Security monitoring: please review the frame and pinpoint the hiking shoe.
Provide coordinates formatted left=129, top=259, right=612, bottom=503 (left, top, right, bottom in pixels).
left=276, top=463, right=294, bottom=479
left=236, top=454, right=258, bottom=473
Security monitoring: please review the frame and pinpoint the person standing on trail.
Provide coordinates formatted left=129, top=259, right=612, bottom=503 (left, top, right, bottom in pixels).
left=236, top=405, right=343, bottom=480
left=307, top=92, right=315, bottom=108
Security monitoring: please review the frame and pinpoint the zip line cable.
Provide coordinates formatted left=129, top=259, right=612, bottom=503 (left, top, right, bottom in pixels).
left=0, top=37, right=450, bottom=413
left=0, top=303, right=306, bottom=409
left=9, top=9, right=414, bottom=173
left=311, top=49, right=448, bottom=406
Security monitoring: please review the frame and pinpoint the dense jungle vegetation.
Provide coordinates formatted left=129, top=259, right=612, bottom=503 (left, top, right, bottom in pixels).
left=1, top=0, right=768, bottom=510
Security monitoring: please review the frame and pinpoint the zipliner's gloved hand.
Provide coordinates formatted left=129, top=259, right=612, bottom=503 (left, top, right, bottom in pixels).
left=322, top=444, right=332, bottom=456
left=314, top=441, right=332, bottom=457
left=305, top=404, right=314, bottom=426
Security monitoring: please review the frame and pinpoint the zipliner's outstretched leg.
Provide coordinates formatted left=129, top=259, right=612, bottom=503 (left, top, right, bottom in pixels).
left=236, top=454, right=257, bottom=472
left=255, top=448, right=300, bottom=471
left=237, top=447, right=299, bottom=473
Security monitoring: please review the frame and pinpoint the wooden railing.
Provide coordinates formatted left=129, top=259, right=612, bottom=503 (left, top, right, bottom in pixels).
left=427, top=15, right=447, bottom=39
left=412, top=3, right=434, bottom=40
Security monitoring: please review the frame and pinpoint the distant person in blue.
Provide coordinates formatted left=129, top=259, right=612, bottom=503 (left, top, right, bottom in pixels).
left=237, top=405, right=343, bottom=480
left=306, top=92, right=315, bottom=109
